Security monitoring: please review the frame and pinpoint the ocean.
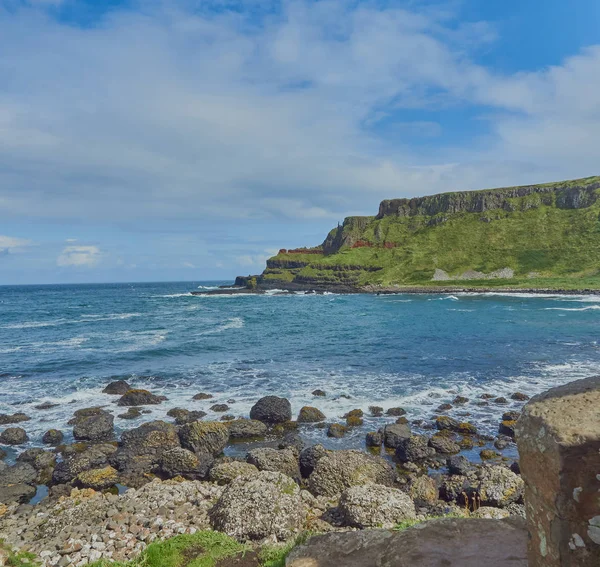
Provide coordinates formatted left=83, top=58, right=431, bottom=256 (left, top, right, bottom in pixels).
left=1, top=281, right=600, bottom=454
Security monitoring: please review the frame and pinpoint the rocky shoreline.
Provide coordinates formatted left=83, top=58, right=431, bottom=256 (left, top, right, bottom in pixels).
left=192, top=281, right=600, bottom=296
left=0, top=381, right=529, bottom=566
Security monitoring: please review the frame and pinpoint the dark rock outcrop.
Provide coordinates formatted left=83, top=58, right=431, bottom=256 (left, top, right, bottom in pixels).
left=249, top=396, right=292, bottom=424
left=286, top=517, right=527, bottom=567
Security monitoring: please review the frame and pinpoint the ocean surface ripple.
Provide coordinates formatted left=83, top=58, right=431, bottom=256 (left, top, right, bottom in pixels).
left=1, top=281, right=600, bottom=450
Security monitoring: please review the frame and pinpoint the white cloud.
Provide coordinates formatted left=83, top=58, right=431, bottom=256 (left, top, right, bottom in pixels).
left=0, top=0, right=597, bottom=234
left=57, top=245, right=102, bottom=268
left=0, top=235, right=32, bottom=253
left=182, top=262, right=195, bottom=268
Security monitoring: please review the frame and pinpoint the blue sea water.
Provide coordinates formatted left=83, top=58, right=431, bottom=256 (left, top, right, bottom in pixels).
left=1, top=281, right=600, bottom=451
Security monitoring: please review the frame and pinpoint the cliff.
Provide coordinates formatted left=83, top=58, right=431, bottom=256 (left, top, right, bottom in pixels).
left=251, top=175, right=600, bottom=291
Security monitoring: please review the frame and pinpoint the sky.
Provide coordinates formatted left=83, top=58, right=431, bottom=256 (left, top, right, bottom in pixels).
left=1, top=0, right=600, bottom=284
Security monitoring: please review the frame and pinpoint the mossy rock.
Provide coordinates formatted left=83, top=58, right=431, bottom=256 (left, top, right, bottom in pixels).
left=76, top=466, right=119, bottom=490
left=327, top=423, right=348, bottom=438
left=346, top=415, right=364, bottom=427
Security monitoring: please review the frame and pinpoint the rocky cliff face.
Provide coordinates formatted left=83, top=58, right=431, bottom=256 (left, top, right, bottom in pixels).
left=377, top=180, right=600, bottom=219
left=246, top=175, right=600, bottom=291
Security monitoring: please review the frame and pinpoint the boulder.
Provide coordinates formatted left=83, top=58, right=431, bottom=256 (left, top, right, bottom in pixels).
left=453, top=396, right=469, bottom=405
left=160, top=447, right=212, bottom=479
left=312, top=389, right=326, bottom=397
left=471, top=465, right=524, bottom=508
left=249, top=396, right=292, bottom=424
left=118, top=408, right=142, bottom=420
left=0, top=427, right=28, bottom=445
left=278, top=432, right=305, bottom=455
left=447, top=455, right=472, bottom=476
left=515, top=376, right=600, bottom=567
left=339, top=484, right=416, bottom=528
left=365, top=431, right=383, bottom=447
left=395, top=435, right=435, bottom=462
left=299, top=444, right=329, bottom=478
left=383, top=423, right=411, bottom=449
left=385, top=407, right=406, bottom=417
left=210, top=471, right=304, bottom=540
left=193, top=392, right=213, bottom=400
left=498, top=420, right=516, bottom=438
left=439, top=475, right=469, bottom=504
left=109, top=420, right=180, bottom=485
left=327, top=423, right=347, bottom=438
left=210, top=404, right=229, bottom=413
left=0, top=483, right=36, bottom=505
left=52, top=446, right=111, bottom=484
left=227, top=418, right=267, bottom=439
left=510, top=392, right=529, bottom=401
left=435, top=415, right=460, bottom=431
left=309, top=450, right=395, bottom=497
left=73, top=411, right=114, bottom=442
left=68, top=407, right=106, bottom=424
left=75, top=465, right=119, bottom=490
left=368, top=406, right=384, bottom=417
left=0, top=413, right=30, bottom=425
left=286, top=517, right=527, bottom=567
left=167, top=408, right=206, bottom=425
left=409, top=475, right=438, bottom=506
left=209, top=461, right=259, bottom=485
left=297, top=406, right=326, bottom=423
left=117, top=389, right=164, bottom=406
left=0, top=462, right=37, bottom=486
left=246, top=448, right=300, bottom=480
left=179, top=421, right=229, bottom=456
left=429, top=434, right=460, bottom=454
left=102, top=380, right=132, bottom=395
left=34, top=402, right=58, bottom=410
left=42, top=429, right=64, bottom=445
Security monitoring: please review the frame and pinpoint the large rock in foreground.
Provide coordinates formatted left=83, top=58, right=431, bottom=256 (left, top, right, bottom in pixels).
left=210, top=471, right=304, bottom=540
left=249, top=396, right=292, bottom=424
left=516, top=376, right=600, bottom=567
left=286, top=517, right=527, bottom=567
left=309, top=450, right=395, bottom=496
left=339, top=484, right=416, bottom=528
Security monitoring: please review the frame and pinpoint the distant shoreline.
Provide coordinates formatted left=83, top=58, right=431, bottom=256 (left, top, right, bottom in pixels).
left=192, top=284, right=600, bottom=296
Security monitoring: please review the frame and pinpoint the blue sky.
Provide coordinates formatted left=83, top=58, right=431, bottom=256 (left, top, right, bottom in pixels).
left=1, top=0, right=599, bottom=284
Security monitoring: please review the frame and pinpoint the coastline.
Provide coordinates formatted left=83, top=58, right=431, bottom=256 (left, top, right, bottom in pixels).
left=192, top=282, right=600, bottom=296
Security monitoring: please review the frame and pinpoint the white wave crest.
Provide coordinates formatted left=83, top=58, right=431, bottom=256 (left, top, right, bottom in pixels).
left=545, top=306, right=600, bottom=312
